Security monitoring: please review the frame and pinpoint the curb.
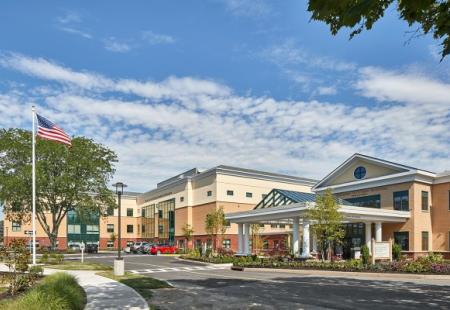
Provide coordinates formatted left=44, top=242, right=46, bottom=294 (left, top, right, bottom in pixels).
left=175, top=257, right=233, bottom=267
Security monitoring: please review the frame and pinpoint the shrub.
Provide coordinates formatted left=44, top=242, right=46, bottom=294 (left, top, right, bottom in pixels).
left=55, top=254, right=65, bottom=264
left=392, top=243, right=402, bottom=261
left=361, top=245, right=370, bottom=265
left=3, top=272, right=85, bottom=310
left=204, top=248, right=212, bottom=258
left=39, top=253, right=49, bottom=264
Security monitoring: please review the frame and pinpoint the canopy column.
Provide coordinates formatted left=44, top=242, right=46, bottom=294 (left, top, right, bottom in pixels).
left=301, top=221, right=310, bottom=258
left=237, top=223, right=243, bottom=255
left=292, top=217, right=300, bottom=257
left=244, top=223, right=250, bottom=255
left=365, top=222, right=372, bottom=254
left=375, top=222, right=382, bottom=242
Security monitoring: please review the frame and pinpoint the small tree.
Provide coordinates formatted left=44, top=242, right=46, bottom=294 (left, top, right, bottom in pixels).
left=205, top=207, right=227, bottom=252
left=181, top=224, right=194, bottom=252
left=306, top=189, right=345, bottom=261
left=0, top=239, right=31, bottom=295
left=250, top=224, right=264, bottom=255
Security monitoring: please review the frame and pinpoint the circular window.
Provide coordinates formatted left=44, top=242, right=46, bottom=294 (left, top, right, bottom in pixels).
left=354, top=166, right=366, bottom=179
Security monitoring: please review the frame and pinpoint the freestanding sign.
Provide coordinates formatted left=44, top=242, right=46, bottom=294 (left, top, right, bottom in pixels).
left=80, top=242, right=85, bottom=263
left=371, top=239, right=392, bottom=264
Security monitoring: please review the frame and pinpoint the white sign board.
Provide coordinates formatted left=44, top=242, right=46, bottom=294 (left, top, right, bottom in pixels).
left=374, top=242, right=390, bottom=258
left=371, top=239, right=392, bottom=264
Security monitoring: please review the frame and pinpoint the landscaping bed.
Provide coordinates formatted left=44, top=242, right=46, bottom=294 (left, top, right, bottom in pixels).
left=0, top=272, right=86, bottom=310
left=182, top=252, right=450, bottom=275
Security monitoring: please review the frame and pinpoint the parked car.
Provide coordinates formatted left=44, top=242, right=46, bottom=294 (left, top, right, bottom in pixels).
left=69, top=244, right=81, bottom=252
left=131, top=242, right=149, bottom=254
left=86, top=244, right=98, bottom=254
left=140, top=243, right=154, bottom=254
left=149, top=244, right=177, bottom=255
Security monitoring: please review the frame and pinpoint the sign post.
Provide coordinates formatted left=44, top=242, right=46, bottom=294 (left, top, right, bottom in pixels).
left=80, top=242, right=85, bottom=264
left=371, top=238, right=392, bottom=264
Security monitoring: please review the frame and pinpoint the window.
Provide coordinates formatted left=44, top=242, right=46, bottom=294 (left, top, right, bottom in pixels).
left=394, top=231, right=409, bottom=251
left=158, top=210, right=163, bottom=218
left=67, top=224, right=81, bottom=234
left=107, top=224, right=114, bottom=233
left=227, top=190, right=234, bottom=196
left=224, top=220, right=231, bottom=227
left=195, top=239, right=202, bottom=249
left=346, top=195, right=381, bottom=208
left=141, top=208, right=146, bottom=217
left=222, top=239, right=231, bottom=249
left=263, top=240, right=269, bottom=249
left=422, top=231, right=429, bottom=251
left=278, top=224, right=285, bottom=229
left=421, top=191, right=429, bottom=211
left=127, top=208, right=133, bottom=217
left=246, top=192, right=253, bottom=198
left=86, top=225, right=99, bottom=234
left=142, top=225, right=146, bottom=233
left=12, top=222, right=21, bottom=232
left=106, top=206, right=114, bottom=216
left=259, top=224, right=264, bottom=228
left=107, top=240, right=114, bottom=248
left=180, top=196, right=184, bottom=202
left=207, top=239, right=212, bottom=249
left=127, top=225, right=133, bottom=233
left=270, top=224, right=277, bottom=228
left=393, top=191, right=409, bottom=211
left=354, top=166, right=367, bottom=179
left=158, top=225, right=163, bottom=233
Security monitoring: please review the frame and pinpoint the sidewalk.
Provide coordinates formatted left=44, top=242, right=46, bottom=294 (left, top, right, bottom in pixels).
left=45, top=268, right=149, bottom=310
left=0, top=264, right=149, bottom=309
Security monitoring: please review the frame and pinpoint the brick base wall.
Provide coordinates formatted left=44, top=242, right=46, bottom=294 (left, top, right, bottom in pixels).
left=4, top=236, right=67, bottom=250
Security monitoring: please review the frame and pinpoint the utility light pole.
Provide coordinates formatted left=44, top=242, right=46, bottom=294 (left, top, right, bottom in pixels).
left=113, top=182, right=127, bottom=276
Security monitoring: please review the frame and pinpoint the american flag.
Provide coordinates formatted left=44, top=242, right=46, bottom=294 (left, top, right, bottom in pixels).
left=36, top=114, right=72, bottom=146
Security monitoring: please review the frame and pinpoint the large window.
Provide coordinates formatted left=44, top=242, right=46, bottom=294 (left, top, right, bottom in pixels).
left=127, top=225, right=133, bottom=233
left=142, top=204, right=155, bottom=239
left=227, top=190, right=234, bottom=196
left=107, top=240, right=114, bottom=248
left=157, top=198, right=175, bottom=243
left=12, top=222, right=21, bottom=232
left=346, top=195, right=381, bottom=208
left=394, top=231, right=409, bottom=251
left=67, top=224, right=81, bottom=234
left=422, top=231, right=429, bottom=251
left=393, top=191, right=409, bottom=211
left=127, top=208, right=133, bottom=217
left=107, top=224, right=114, bottom=233
left=421, top=191, right=429, bottom=211
left=86, top=225, right=99, bottom=234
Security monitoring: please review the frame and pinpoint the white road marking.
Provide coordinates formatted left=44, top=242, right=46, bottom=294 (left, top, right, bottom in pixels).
left=130, top=265, right=229, bottom=274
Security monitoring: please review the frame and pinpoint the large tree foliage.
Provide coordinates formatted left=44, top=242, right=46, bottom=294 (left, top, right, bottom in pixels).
left=181, top=223, right=194, bottom=251
left=0, top=128, right=117, bottom=250
left=205, top=207, right=227, bottom=252
left=308, top=0, right=450, bottom=59
left=306, top=189, right=345, bottom=261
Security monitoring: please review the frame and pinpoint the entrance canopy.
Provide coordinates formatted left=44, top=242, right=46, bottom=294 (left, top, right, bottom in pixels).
left=225, top=189, right=410, bottom=257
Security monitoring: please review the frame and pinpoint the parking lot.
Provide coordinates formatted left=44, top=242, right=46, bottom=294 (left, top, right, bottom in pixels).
left=73, top=253, right=450, bottom=310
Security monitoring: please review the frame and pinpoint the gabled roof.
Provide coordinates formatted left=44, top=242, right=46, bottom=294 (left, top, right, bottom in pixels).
left=254, top=189, right=352, bottom=209
left=313, top=153, right=436, bottom=191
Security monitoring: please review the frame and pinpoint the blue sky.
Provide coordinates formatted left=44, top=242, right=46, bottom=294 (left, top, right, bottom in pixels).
left=0, top=0, right=449, bottom=195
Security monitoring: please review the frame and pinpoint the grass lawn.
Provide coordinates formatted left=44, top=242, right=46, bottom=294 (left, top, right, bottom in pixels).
left=46, top=261, right=112, bottom=270
left=96, top=271, right=171, bottom=300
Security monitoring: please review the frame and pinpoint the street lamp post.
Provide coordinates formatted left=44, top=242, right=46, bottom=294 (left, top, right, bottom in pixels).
left=113, top=182, right=127, bottom=276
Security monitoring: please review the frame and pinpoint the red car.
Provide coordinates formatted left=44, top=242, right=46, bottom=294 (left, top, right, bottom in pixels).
left=149, top=244, right=177, bottom=255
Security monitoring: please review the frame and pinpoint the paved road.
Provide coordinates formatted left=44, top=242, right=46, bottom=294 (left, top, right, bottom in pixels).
left=78, top=253, right=450, bottom=310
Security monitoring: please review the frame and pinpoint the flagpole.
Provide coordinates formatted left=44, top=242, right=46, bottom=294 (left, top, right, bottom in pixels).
left=32, top=106, right=36, bottom=265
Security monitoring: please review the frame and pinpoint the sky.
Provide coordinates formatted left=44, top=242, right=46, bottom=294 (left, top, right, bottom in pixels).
left=0, top=0, right=449, bottom=194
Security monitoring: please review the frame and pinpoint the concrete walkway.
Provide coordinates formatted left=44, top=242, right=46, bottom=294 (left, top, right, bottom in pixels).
left=0, top=264, right=149, bottom=309
left=45, top=268, right=149, bottom=310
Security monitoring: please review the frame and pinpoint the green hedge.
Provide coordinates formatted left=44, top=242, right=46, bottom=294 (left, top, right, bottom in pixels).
left=1, top=272, right=86, bottom=310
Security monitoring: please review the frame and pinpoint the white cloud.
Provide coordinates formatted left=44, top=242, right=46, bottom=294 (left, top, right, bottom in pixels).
left=316, top=86, right=337, bottom=96
left=58, top=27, right=92, bottom=39
left=141, top=31, right=175, bottom=45
left=222, top=0, right=272, bottom=18
left=57, top=12, right=82, bottom=24
left=1, top=54, right=449, bottom=191
left=356, top=67, right=450, bottom=105
left=103, top=37, right=132, bottom=53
